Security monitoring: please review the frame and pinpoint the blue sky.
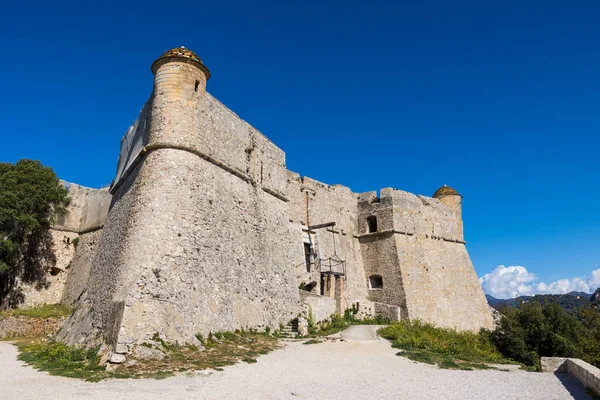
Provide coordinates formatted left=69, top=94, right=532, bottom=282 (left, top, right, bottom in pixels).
left=1, top=0, right=599, bottom=297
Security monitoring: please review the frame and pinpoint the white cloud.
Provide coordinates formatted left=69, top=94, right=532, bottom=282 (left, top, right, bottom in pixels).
left=479, top=265, right=600, bottom=299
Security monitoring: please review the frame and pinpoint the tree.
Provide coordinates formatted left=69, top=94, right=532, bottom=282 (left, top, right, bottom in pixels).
left=0, top=159, right=69, bottom=308
left=491, top=300, right=600, bottom=369
left=592, top=288, right=600, bottom=308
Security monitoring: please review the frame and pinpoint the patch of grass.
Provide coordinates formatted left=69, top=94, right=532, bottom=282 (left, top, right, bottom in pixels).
left=305, top=313, right=349, bottom=337
left=398, top=348, right=496, bottom=370
left=343, top=308, right=391, bottom=326
left=16, top=330, right=279, bottom=381
left=16, top=340, right=104, bottom=382
left=2, top=304, right=73, bottom=319
left=351, top=315, right=391, bottom=325
left=303, top=339, right=322, bottom=345
left=212, top=331, right=238, bottom=341
left=380, top=320, right=515, bottom=370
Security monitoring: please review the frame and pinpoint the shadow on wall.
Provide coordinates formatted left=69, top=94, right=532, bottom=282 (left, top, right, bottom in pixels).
left=554, top=372, right=595, bottom=400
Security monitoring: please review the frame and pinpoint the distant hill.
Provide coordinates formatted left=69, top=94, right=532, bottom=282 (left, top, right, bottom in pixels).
left=486, top=291, right=593, bottom=314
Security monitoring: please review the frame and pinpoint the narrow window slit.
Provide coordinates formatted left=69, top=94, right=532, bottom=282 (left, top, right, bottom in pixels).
left=367, top=216, right=378, bottom=233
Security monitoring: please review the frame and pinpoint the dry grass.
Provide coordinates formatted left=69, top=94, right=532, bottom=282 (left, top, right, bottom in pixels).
left=17, top=331, right=279, bottom=381
left=1, top=304, right=73, bottom=319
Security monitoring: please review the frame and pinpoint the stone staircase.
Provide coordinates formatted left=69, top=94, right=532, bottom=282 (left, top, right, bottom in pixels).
left=278, top=318, right=299, bottom=339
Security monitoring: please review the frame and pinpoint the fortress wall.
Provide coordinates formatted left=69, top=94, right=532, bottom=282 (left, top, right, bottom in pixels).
left=61, top=229, right=104, bottom=306
left=300, top=291, right=337, bottom=323
left=54, top=183, right=88, bottom=232
left=18, top=229, right=79, bottom=307
left=287, top=175, right=371, bottom=315
left=358, top=233, right=407, bottom=316
left=54, top=183, right=112, bottom=233
left=381, top=189, right=491, bottom=330
left=372, top=188, right=460, bottom=240
left=284, top=172, right=314, bottom=285
left=58, top=161, right=143, bottom=347
left=395, top=235, right=493, bottom=331
left=18, top=183, right=111, bottom=308
left=79, top=188, right=112, bottom=232
left=146, top=87, right=288, bottom=200
left=246, top=124, right=288, bottom=198
left=357, top=192, right=409, bottom=317
left=356, top=187, right=491, bottom=329
left=109, top=149, right=299, bottom=346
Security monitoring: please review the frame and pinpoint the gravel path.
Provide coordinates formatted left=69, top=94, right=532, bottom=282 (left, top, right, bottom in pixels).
left=0, top=326, right=591, bottom=400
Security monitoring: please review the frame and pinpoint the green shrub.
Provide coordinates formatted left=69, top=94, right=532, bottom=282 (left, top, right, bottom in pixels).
left=343, top=308, right=356, bottom=322
left=490, top=302, right=594, bottom=369
left=17, top=341, right=103, bottom=381
left=303, top=339, right=322, bottom=345
left=331, top=313, right=346, bottom=329
left=379, top=320, right=506, bottom=366
left=307, top=306, right=316, bottom=334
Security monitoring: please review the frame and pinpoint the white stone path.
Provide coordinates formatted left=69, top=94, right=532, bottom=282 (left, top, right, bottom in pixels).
left=0, top=326, right=591, bottom=399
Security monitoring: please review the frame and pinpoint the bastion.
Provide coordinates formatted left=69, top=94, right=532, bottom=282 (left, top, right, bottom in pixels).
left=25, top=47, right=492, bottom=352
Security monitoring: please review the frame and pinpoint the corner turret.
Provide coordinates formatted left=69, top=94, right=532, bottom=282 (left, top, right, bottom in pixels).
left=148, top=46, right=209, bottom=147
left=151, top=46, right=210, bottom=100
left=433, top=185, right=463, bottom=240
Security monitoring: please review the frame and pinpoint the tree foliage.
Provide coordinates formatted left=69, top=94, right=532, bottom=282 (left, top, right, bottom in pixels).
left=491, top=300, right=600, bottom=369
left=0, top=159, right=69, bottom=308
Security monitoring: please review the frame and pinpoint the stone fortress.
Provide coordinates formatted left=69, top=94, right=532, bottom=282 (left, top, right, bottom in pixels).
left=23, top=47, right=493, bottom=352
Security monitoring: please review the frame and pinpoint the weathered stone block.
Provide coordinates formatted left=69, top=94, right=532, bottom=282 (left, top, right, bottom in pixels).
left=109, top=353, right=126, bottom=364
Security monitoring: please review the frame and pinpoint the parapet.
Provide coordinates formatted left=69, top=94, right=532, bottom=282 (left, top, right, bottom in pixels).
left=357, top=187, right=462, bottom=241
left=54, top=182, right=112, bottom=233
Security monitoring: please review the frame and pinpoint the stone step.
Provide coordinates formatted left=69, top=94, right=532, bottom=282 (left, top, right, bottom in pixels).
left=278, top=332, right=298, bottom=338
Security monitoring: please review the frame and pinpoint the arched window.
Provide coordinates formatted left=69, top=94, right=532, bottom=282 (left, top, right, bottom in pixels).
left=366, top=216, right=378, bottom=233
left=369, top=275, right=383, bottom=289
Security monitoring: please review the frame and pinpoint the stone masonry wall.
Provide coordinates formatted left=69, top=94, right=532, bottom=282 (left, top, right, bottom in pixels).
left=18, top=229, right=78, bottom=307
left=287, top=174, right=376, bottom=317
left=113, top=150, right=299, bottom=346
left=300, top=291, right=337, bottom=323
left=357, top=188, right=492, bottom=331
left=61, top=229, right=104, bottom=306
left=395, top=235, right=493, bottom=331
left=58, top=55, right=492, bottom=349
left=58, top=161, right=142, bottom=347
left=147, top=63, right=287, bottom=201
left=55, top=183, right=111, bottom=233
left=18, top=182, right=111, bottom=309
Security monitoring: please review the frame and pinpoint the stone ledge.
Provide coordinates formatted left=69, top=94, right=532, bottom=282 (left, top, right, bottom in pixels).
left=111, top=143, right=289, bottom=202
left=541, top=357, right=600, bottom=395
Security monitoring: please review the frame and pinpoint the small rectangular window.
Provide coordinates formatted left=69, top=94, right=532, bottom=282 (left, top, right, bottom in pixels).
left=194, top=80, right=200, bottom=92
left=367, top=216, right=378, bottom=233
left=369, top=275, right=383, bottom=289
left=304, top=243, right=312, bottom=272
